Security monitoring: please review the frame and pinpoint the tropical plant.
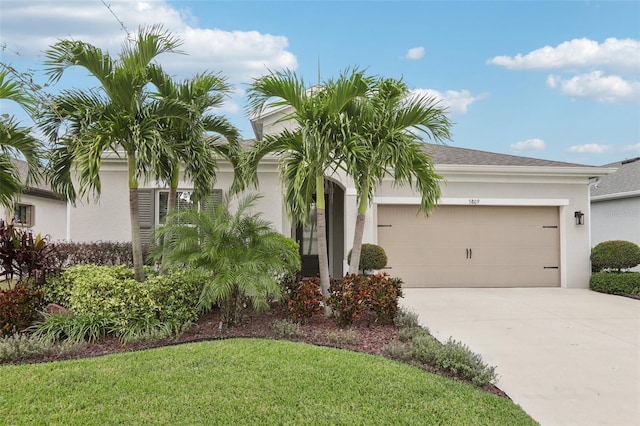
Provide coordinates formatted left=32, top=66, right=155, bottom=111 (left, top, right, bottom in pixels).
left=155, top=193, right=301, bottom=326
left=246, top=68, right=373, bottom=299
left=342, top=77, right=451, bottom=275
left=146, top=69, right=242, bottom=272
left=40, top=25, right=184, bottom=282
left=0, top=69, right=42, bottom=208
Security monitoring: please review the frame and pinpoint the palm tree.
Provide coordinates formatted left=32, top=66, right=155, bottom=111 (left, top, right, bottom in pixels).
left=146, top=69, right=242, bottom=272
left=0, top=69, right=41, bottom=209
left=40, top=25, right=183, bottom=282
left=343, top=77, right=452, bottom=274
left=246, top=68, right=372, bottom=299
left=155, top=193, right=300, bottom=326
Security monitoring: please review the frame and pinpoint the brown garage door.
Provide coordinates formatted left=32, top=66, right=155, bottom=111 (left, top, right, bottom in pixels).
left=377, top=205, right=560, bottom=287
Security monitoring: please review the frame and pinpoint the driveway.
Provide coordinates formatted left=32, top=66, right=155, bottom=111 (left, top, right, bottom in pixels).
left=400, top=288, right=640, bottom=426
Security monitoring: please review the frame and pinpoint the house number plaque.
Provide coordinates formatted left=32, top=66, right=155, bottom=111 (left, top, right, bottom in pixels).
left=468, top=199, right=480, bottom=205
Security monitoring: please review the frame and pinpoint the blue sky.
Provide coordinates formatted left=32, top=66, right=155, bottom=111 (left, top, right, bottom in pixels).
left=1, top=0, right=639, bottom=166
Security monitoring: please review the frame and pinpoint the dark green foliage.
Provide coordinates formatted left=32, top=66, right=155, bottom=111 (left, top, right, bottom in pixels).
left=286, top=276, right=323, bottom=322
left=0, top=284, right=44, bottom=336
left=50, top=241, right=152, bottom=268
left=327, top=274, right=402, bottom=326
left=0, top=219, right=58, bottom=286
left=35, top=265, right=206, bottom=342
left=591, top=240, right=640, bottom=272
left=347, top=244, right=388, bottom=273
left=590, top=271, right=640, bottom=296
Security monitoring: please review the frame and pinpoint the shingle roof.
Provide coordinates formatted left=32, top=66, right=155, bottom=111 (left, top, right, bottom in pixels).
left=423, top=143, right=589, bottom=167
left=591, top=157, right=640, bottom=198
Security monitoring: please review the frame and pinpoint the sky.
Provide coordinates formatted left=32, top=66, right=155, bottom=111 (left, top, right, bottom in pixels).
left=1, top=0, right=639, bottom=166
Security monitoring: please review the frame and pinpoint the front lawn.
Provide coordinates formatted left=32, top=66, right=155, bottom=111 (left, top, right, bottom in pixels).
left=0, top=338, right=536, bottom=425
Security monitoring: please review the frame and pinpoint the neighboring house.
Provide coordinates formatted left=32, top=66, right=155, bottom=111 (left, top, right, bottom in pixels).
left=1, top=160, right=67, bottom=241
left=64, top=108, right=613, bottom=289
left=590, top=157, right=640, bottom=270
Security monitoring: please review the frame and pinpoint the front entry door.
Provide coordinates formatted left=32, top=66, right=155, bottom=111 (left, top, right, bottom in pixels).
left=296, top=197, right=329, bottom=277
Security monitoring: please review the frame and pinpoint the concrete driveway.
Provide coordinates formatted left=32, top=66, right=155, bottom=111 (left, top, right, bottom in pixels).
left=400, top=288, right=639, bottom=426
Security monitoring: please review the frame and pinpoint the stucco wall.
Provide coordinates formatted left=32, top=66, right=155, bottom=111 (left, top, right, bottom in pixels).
left=591, top=197, right=640, bottom=271
left=3, top=194, right=67, bottom=241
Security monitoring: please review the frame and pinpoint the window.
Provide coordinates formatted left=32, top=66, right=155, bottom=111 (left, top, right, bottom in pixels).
left=14, top=204, right=34, bottom=227
left=157, top=191, right=195, bottom=224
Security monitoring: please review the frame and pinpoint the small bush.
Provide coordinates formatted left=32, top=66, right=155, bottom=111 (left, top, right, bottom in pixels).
left=591, top=240, right=640, bottom=272
left=347, top=244, right=388, bottom=273
left=394, top=307, right=420, bottom=329
left=410, top=333, right=442, bottom=366
left=0, top=284, right=44, bottom=336
left=325, top=329, right=358, bottom=345
left=381, top=340, right=413, bottom=362
left=590, top=271, right=640, bottom=296
left=437, top=339, right=497, bottom=387
left=286, top=277, right=323, bottom=322
left=0, top=333, right=87, bottom=363
left=271, top=319, right=306, bottom=339
left=327, top=274, right=370, bottom=326
left=398, top=326, right=428, bottom=342
left=327, top=274, right=403, bottom=326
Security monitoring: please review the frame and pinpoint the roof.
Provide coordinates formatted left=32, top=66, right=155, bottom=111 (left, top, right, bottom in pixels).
left=11, top=159, right=61, bottom=200
left=591, top=157, right=640, bottom=199
left=423, top=143, right=589, bottom=167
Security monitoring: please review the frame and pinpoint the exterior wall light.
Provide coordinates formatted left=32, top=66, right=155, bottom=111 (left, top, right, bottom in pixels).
left=574, top=211, right=585, bottom=225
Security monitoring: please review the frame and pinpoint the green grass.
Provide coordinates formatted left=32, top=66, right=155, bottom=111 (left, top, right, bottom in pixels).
left=0, top=339, right=537, bottom=425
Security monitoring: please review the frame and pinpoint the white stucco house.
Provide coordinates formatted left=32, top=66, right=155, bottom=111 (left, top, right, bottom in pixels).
left=590, top=157, right=640, bottom=270
left=28, top=107, right=614, bottom=289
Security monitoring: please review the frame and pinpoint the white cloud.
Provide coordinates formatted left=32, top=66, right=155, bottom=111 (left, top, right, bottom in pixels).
left=621, top=143, right=640, bottom=153
left=510, top=138, right=546, bottom=151
left=546, top=71, right=640, bottom=103
left=410, top=88, right=487, bottom=114
left=0, top=0, right=297, bottom=83
left=487, top=37, right=640, bottom=75
left=566, top=144, right=611, bottom=154
left=404, top=47, right=425, bottom=60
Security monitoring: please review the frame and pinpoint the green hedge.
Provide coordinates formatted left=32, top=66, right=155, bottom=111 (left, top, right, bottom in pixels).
left=591, top=240, right=640, bottom=272
left=590, top=271, right=640, bottom=296
left=38, top=265, right=209, bottom=342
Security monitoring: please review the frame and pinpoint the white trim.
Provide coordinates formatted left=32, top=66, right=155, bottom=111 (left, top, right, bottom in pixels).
left=591, top=190, right=640, bottom=202
left=559, top=205, right=567, bottom=288
left=373, top=197, right=570, bottom=206
left=345, top=188, right=357, bottom=196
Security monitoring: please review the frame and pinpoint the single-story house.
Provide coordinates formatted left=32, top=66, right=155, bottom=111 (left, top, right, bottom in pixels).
left=590, top=157, right=640, bottom=270
left=57, top=105, right=613, bottom=289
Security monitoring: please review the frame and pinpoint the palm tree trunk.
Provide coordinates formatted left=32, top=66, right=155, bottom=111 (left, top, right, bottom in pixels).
left=127, top=152, right=145, bottom=282
left=160, top=164, right=180, bottom=274
left=315, top=175, right=330, bottom=302
left=349, top=198, right=369, bottom=275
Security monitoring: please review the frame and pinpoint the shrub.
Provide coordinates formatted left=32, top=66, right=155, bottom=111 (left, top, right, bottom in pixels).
left=50, top=241, right=152, bottom=268
left=394, top=307, right=420, bottom=329
left=347, top=244, right=388, bottom=273
left=367, top=275, right=403, bottom=324
left=410, top=333, right=442, bottom=365
left=286, top=277, right=323, bottom=322
left=327, top=274, right=403, bottom=326
left=271, top=319, right=306, bottom=339
left=325, top=329, right=358, bottom=345
left=590, top=271, right=640, bottom=296
left=34, top=265, right=207, bottom=342
left=327, top=274, right=370, bottom=326
left=0, top=219, right=58, bottom=287
left=437, top=339, right=497, bottom=387
left=0, top=333, right=87, bottom=363
left=0, top=284, right=44, bottom=336
left=381, top=340, right=413, bottom=362
left=591, top=240, right=640, bottom=272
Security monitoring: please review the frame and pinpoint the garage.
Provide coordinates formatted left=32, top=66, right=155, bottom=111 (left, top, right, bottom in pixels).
left=377, top=205, right=560, bottom=287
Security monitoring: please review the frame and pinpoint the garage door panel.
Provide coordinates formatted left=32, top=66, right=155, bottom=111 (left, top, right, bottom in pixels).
left=378, top=205, right=560, bottom=288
